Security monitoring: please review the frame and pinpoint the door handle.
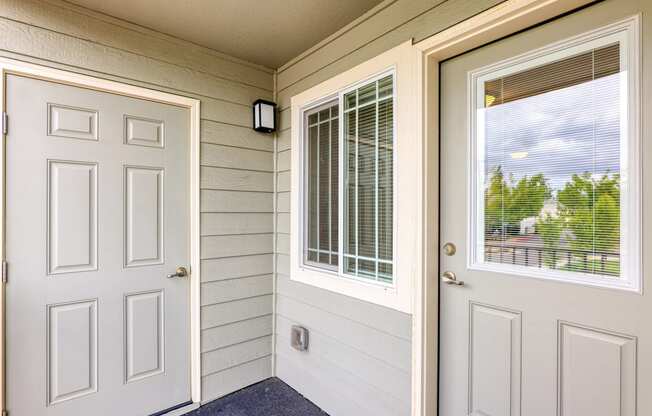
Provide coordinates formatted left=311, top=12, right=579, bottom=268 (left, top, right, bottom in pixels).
left=167, top=266, right=189, bottom=279
left=441, top=271, right=464, bottom=286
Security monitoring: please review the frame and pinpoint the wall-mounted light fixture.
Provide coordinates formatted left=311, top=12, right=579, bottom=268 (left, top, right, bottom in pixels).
left=252, top=99, right=277, bottom=133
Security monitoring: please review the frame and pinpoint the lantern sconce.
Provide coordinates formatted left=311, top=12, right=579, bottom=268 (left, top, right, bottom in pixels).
left=252, top=99, right=277, bottom=133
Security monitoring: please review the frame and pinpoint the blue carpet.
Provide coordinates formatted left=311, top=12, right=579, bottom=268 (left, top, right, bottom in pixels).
left=184, top=377, right=328, bottom=416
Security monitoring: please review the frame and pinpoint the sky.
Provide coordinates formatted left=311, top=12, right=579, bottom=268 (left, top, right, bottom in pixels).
left=483, top=73, right=622, bottom=191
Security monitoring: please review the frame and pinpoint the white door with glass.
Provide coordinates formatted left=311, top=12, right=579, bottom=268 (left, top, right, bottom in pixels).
left=5, top=75, right=191, bottom=415
left=439, top=1, right=650, bottom=415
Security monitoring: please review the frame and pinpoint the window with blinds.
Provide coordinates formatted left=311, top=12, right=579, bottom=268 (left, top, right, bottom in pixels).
left=302, top=73, right=394, bottom=285
left=305, top=101, right=339, bottom=269
left=475, top=41, right=624, bottom=279
left=343, top=75, right=394, bottom=283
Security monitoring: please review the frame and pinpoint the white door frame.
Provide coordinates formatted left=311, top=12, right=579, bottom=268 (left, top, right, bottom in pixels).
left=0, top=58, right=202, bottom=412
left=410, top=0, right=598, bottom=414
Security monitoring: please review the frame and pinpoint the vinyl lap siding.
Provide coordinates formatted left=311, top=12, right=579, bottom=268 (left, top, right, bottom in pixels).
left=0, top=0, right=274, bottom=403
left=199, top=129, right=275, bottom=399
left=274, top=0, right=504, bottom=414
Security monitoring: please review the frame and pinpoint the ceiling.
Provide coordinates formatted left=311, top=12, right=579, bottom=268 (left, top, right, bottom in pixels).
left=67, top=0, right=384, bottom=69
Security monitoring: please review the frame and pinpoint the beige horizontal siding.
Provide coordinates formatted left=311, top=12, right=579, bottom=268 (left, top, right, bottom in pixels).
left=201, top=166, right=273, bottom=192
left=202, top=295, right=274, bottom=329
left=0, top=18, right=271, bottom=107
left=201, top=213, right=274, bottom=236
left=201, top=275, right=273, bottom=305
left=201, top=254, right=274, bottom=282
left=201, top=120, right=274, bottom=151
left=4, top=0, right=274, bottom=89
left=201, top=143, right=274, bottom=172
left=202, top=336, right=273, bottom=376
left=276, top=192, right=290, bottom=213
left=202, top=315, right=273, bottom=353
left=201, top=190, right=273, bottom=213
left=201, top=357, right=272, bottom=403
left=201, top=234, right=274, bottom=259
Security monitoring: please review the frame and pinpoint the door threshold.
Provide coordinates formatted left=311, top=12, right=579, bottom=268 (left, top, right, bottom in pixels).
left=151, top=400, right=198, bottom=416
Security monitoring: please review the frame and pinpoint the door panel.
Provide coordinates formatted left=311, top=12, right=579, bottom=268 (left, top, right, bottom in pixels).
left=558, top=322, right=636, bottom=416
left=6, top=74, right=190, bottom=416
left=124, top=115, right=165, bottom=148
left=439, top=1, right=650, bottom=415
left=47, top=103, right=99, bottom=141
left=125, top=290, right=165, bottom=383
left=47, top=160, right=98, bottom=274
left=468, top=303, right=521, bottom=416
left=125, top=166, right=164, bottom=267
left=47, top=299, right=98, bottom=406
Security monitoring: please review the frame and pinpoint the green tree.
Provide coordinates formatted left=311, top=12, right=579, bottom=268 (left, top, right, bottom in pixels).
left=507, top=173, right=551, bottom=224
left=536, top=214, right=564, bottom=267
left=485, top=166, right=551, bottom=238
left=594, top=192, right=620, bottom=251
left=557, top=172, right=620, bottom=252
left=484, top=166, right=508, bottom=236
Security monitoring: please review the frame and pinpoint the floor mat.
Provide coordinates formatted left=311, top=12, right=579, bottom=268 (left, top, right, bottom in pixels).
left=184, top=377, right=328, bottom=416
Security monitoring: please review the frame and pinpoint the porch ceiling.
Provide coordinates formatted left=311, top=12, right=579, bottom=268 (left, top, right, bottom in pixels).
left=65, top=0, right=384, bottom=69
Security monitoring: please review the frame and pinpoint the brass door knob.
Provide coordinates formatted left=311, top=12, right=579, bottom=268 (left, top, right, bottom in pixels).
left=167, top=266, right=189, bottom=279
left=441, top=270, right=464, bottom=285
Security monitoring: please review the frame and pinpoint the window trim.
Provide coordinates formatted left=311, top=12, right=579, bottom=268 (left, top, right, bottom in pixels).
left=290, top=41, right=417, bottom=313
left=466, top=19, right=641, bottom=292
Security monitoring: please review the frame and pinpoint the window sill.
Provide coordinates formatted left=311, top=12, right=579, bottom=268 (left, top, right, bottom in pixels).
left=289, top=263, right=411, bottom=313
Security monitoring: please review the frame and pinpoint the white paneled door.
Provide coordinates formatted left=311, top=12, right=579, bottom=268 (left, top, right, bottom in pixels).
left=5, top=75, right=191, bottom=415
left=439, top=1, right=650, bottom=415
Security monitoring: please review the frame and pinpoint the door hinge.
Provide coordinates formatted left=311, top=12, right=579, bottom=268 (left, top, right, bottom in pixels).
left=2, top=111, right=7, bottom=135
left=2, top=260, right=7, bottom=283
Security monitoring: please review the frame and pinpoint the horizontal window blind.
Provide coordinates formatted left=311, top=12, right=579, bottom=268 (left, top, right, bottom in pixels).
left=480, top=43, right=622, bottom=278
left=343, top=75, right=394, bottom=283
left=306, top=102, right=339, bottom=268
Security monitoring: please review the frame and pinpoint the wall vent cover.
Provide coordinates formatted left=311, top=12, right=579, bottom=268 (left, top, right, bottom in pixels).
left=291, top=325, right=309, bottom=351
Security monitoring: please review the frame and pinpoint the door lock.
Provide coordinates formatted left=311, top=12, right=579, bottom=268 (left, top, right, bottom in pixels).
left=167, top=266, right=189, bottom=279
left=442, top=242, right=456, bottom=256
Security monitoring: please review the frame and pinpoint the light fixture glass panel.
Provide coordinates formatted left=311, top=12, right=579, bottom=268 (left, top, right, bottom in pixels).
left=260, top=104, right=274, bottom=129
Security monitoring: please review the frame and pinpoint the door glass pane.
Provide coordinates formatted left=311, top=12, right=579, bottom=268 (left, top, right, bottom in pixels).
left=475, top=42, right=624, bottom=280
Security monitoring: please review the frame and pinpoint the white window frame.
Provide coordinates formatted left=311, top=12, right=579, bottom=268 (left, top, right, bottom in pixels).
left=290, top=41, right=418, bottom=312
left=467, top=18, right=641, bottom=292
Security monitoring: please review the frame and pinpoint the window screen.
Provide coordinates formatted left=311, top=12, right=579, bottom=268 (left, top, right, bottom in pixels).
left=343, top=75, right=394, bottom=283
left=477, top=42, right=622, bottom=278
left=305, top=101, right=339, bottom=268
